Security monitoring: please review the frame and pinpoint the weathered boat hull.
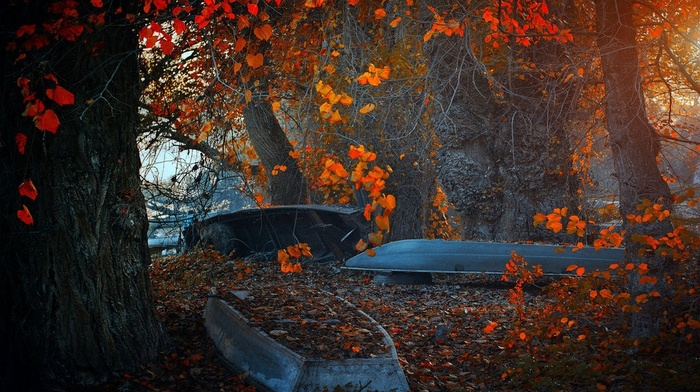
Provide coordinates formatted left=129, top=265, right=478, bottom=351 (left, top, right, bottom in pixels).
left=344, top=239, right=625, bottom=276
left=204, top=297, right=410, bottom=392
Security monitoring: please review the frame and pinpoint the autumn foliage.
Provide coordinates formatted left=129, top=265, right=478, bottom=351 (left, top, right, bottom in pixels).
left=495, top=197, right=700, bottom=388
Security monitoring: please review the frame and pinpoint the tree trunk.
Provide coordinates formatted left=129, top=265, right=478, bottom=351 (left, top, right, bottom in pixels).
left=595, top=0, right=674, bottom=339
left=243, top=98, right=308, bottom=205
left=429, top=34, right=579, bottom=242
left=0, top=3, right=167, bottom=388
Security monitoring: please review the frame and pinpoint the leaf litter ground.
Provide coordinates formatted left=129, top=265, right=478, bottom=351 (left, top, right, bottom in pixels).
left=96, top=250, right=699, bottom=392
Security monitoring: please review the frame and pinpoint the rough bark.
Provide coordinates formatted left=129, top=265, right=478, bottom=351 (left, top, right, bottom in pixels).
left=0, top=3, right=167, bottom=388
left=429, top=33, right=579, bottom=242
left=595, top=0, right=674, bottom=338
left=243, top=98, right=308, bottom=205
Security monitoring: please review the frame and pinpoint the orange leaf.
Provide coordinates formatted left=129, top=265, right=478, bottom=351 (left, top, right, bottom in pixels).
left=339, top=94, right=353, bottom=106
left=305, top=0, right=325, bottom=7
left=234, top=37, right=246, bottom=52
left=254, top=24, right=273, bottom=40
left=17, top=205, right=34, bottom=225
left=389, top=17, right=402, bottom=27
left=638, top=276, right=657, bottom=285
left=368, top=231, right=383, bottom=246
left=533, top=212, right=547, bottom=226
left=635, top=294, right=648, bottom=303
left=375, top=214, right=390, bottom=231
left=599, top=289, right=613, bottom=299
left=329, top=110, right=343, bottom=124
left=483, top=321, right=498, bottom=334
left=648, top=26, right=663, bottom=38
left=359, top=103, right=375, bottom=114
left=246, top=53, right=264, bottom=68
left=35, top=109, right=60, bottom=133
left=575, top=267, right=585, bottom=276
left=18, top=179, right=38, bottom=201
left=363, top=203, right=372, bottom=221
left=277, top=249, right=289, bottom=264
left=355, top=238, right=368, bottom=252
left=385, top=194, right=396, bottom=210
left=374, top=8, right=387, bottom=19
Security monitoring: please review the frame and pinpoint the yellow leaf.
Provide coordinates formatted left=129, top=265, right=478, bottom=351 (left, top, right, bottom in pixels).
left=271, top=101, right=281, bottom=111
left=316, top=80, right=332, bottom=95
left=199, top=121, right=212, bottom=134
left=359, top=103, right=375, bottom=114
left=339, top=94, right=353, bottom=106
left=329, top=110, right=343, bottom=124
left=319, top=101, right=333, bottom=114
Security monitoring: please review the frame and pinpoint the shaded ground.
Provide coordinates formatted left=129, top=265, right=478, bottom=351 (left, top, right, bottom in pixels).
left=94, top=249, right=699, bottom=392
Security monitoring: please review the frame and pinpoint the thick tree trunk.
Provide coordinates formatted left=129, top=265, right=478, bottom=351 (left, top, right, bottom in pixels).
left=595, top=0, right=674, bottom=338
left=243, top=99, right=308, bottom=205
left=429, top=36, right=578, bottom=242
left=0, top=4, right=167, bottom=389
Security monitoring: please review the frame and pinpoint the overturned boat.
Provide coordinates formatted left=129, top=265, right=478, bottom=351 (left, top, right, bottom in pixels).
left=344, top=239, right=625, bottom=276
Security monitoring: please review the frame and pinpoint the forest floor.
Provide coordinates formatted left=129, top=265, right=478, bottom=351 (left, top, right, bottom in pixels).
left=99, top=249, right=699, bottom=392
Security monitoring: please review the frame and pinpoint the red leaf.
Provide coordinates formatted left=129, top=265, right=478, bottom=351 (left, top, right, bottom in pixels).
left=91, top=0, right=103, bottom=8
left=24, top=100, right=45, bottom=117
left=17, top=205, right=34, bottom=225
left=16, top=24, right=36, bottom=38
left=483, top=321, right=498, bottom=334
left=173, top=18, right=186, bottom=35
left=15, top=133, right=27, bottom=154
left=35, top=109, right=60, bottom=133
left=160, top=37, right=174, bottom=55
left=247, top=3, right=259, bottom=16
left=46, top=85, right=75, bottom=106
left=18, top=179, right=38, bottom=201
